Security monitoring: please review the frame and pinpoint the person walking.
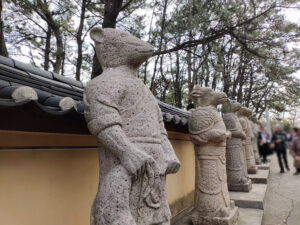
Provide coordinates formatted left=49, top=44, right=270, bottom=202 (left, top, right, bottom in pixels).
left=290, top=127, right=300, bottom=175
left=271, top=125, right=290, bottom=173
left=258, top=125, right=271, bottom=163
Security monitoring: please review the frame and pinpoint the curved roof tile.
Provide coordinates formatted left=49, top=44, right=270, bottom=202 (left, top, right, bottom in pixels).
left=0, top=55, right=190, bottom=130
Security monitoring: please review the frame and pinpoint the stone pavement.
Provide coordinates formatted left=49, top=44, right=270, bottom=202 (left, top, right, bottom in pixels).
left=263, top=153, right=300, bottom=225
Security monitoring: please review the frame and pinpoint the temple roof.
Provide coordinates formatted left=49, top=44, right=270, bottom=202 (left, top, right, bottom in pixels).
left=0, top=55, right=190, bottom=134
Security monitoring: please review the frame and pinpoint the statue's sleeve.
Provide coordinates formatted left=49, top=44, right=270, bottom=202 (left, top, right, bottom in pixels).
left=84, top=81, right=122, bottom=136
left=189, top=109, right=226, bottom=144
left=239, top=118, right=247, bottom=133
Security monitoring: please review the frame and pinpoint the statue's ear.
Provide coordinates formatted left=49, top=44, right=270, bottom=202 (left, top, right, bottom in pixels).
left=90, top=27, right=104, bottom=43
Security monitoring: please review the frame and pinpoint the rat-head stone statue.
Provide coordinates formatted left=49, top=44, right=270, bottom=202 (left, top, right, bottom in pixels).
left=84, top=27, right=180, bottom=225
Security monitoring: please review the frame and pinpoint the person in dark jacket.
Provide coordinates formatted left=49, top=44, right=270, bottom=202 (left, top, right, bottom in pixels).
left=271, top=125, right=290, bottom=173
left=258, top=125, right=271, bottom=163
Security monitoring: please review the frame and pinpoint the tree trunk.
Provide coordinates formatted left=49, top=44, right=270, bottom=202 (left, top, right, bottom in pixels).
left=76, top=0, right=87, bottom=81
left=150, top=0, right=168, bottom=92
left=52, top=27, right=64, bottom=74
left=174, top=51, right=182, bottom=108
left=0, top=0, right=8, bottom=57
left=91, top=0, right=123, bottom=79
left=44, top=25, right=51, bottom=71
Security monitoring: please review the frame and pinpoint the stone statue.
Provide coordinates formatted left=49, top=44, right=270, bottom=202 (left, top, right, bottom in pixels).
left=222, top=100, right=252, bottom=192
left=237, top=107, right=258, bottom=174
left=188, top=86, right=238, bottom=225
left=249, top=114, right=261, bottom=165
left=84, top=27, right=180, bottom=225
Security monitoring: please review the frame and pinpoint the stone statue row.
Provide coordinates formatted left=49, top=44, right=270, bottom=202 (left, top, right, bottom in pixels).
left=84, top=28, right=261, bottom=225
left=188, top=85, right=262, bottom=225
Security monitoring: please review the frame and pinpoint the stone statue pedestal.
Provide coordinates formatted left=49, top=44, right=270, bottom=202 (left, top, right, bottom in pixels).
left=192, top=204, right=239, bottom=225
left=228, top=182, right=252, bottom=192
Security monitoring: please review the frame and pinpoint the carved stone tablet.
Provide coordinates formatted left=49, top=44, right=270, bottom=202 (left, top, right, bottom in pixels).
left=84, top=27, right=180, bottom=225
left=188, top=86, right=238, bottom=225
left=222, top=100, right=252, bottom=192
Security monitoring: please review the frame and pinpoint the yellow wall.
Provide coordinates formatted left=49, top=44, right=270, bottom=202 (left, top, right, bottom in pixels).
left=0, top=139, right=194, bottom=225
left=167, top=139, right=195, bottom=215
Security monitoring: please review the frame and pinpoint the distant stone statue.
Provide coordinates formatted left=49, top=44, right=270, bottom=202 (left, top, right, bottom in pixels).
left=188, top=86, right=238, bottom=225
left=84, top=27, right=180, bottom=225
left=249, top=114, right=261, bottom=165
left=237, top=107, right=258, bottom=174
left=222, top=100, right=252, bottom=192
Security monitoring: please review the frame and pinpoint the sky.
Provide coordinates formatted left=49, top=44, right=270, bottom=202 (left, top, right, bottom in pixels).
left=282, top=7, right=300, bottom=79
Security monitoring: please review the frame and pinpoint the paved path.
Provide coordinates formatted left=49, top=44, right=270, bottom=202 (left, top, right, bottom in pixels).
left=263, top=153, right=300, bottom=225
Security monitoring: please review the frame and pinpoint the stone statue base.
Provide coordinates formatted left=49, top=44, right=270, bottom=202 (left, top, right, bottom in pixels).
left=248, top=166, right=258, bottom=174
left=192, top=205, right=238, bottom=225
left=228, top=181, right=252, bottom=192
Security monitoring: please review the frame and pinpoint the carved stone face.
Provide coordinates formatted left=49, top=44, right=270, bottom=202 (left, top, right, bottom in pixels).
left=222, top=100, right=242, bottom=113
left=90, top=27, right=153, bottom=68
left=191, top=85, right=227, bottom=107
left=237, top=107, right=252, bottom=117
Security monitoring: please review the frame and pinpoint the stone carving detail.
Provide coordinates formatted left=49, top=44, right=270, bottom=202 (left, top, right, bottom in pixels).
left=188, top=86, right=238, bottom=225
left=222, top=100, right=252, bottom=192
left=84, top=27, right=180, bottom=225
left=237, top=107, right=258, bottom=174
left=249, top=115, right=261, bottom=165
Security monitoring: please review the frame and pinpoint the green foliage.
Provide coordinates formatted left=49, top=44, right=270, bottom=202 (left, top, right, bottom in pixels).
left=2, top=0, right=300, bottom=116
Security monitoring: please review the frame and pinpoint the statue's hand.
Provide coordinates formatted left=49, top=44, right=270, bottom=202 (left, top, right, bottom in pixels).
left=226, top=131, right=232, bottom=139
left=165, top=157, right=181, bottom=174
left=121, top=148, right=157, bottom=180
left=210, top=130, right=227, bottom=142
left=241, top=131, right=246, bottom=140
left=190, top=134, right=208, bottom=145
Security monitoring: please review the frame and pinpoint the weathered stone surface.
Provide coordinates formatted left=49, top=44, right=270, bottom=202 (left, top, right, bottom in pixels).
left=257, top=163, right=270, bottom=170
left=188, top=86, right=238, bottom=225
left=84, top=27, right=180, bottom=225
left=171, top=207, right=264, bottom=225
left=237, top=208, right=263, bottom=225
left=230, top=184, right=267, bottom=210
left=249, top=115, right=261, bottom=165
left=248, top=169, right=269, bottom=184
left=237, top=107, right=258, bottom=174
left=222, top=100, right=252, bottom=192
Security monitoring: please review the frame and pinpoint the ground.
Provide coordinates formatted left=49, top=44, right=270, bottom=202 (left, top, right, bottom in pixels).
left=263, top=153, right=300, bottom=225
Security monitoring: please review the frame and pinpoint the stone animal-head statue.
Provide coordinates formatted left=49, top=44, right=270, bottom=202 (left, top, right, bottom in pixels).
left=190, top=85, right=227, bottom=108
left=237, top=107, right=252, bottom=117
left=222, top=99, right=242, bottom=114
left=90, top=27, right=153, bottom=69
left=249, top=114, right=258, bottom=123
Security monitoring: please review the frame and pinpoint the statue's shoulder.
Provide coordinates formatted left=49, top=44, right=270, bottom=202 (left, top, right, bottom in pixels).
left=189, top=107, right=215, bottom=134
left=85, top=71, right=125, bottom=97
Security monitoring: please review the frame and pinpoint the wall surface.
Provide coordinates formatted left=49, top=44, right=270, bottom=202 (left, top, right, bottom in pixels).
left=0, top=136, right=194, bottom=225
